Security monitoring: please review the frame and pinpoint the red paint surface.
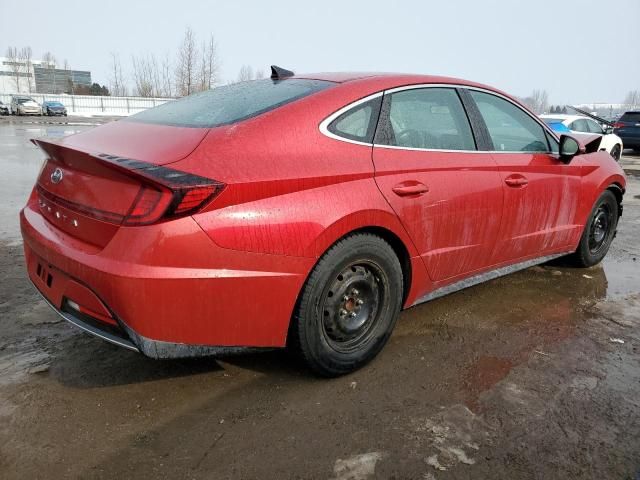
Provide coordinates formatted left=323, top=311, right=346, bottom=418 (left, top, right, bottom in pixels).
left=20, top=73, right=627, bottom=350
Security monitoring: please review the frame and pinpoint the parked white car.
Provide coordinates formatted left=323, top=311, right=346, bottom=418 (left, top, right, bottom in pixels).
left=540, top=114, right=623, bottom=160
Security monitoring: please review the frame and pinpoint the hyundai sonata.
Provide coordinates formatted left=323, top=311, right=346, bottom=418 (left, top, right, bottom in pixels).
left=21, top=66, right=626, bottom=376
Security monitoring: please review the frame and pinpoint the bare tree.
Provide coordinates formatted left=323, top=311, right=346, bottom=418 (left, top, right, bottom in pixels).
left=520, top=89, right=549, bottom=114
left=5, top=46, right=23, bottom=92
left=20, top=47, right=33, bottom=93
left=131, top=54, right=154, bottom=97
left=197, top=35, right=220, bottom=91
left=175, top=27, right=198, bottom=96
left=109, top=53, right=127, bottom=97
left=236, top=65, right=255, bottom=82
left=42, top=51, right=58, bottom=93
left=42, top=51, right=56, bottom=68
left=623, top=90, right=640, bottom=109
left=254, top=69, right=265, bottom=79
left=160, top=52, right=173, bottom=97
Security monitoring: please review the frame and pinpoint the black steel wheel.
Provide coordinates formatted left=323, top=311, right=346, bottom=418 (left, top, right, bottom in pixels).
left=569, top=190, right=619, bottom=267
left=290, top=233, right=403, bottom=376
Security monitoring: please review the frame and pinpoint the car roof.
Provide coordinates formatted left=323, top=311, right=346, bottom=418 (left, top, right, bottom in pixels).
left=293, top=72, right=497, bottom=90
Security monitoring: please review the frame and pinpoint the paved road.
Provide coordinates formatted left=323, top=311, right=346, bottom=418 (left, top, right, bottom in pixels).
left=0, top=122, right=639, bottom=479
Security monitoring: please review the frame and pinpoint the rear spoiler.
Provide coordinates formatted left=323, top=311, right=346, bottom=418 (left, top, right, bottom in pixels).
left=568, top=106, right=614, bottom=127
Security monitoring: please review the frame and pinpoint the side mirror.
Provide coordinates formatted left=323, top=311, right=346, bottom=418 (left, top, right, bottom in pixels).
left=559, top=134, right=581, bottom=162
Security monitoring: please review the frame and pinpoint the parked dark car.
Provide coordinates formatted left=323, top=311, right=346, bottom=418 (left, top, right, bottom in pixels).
left=42, top=101, right=67, bottom=116
left=614, top=112, right=640, bottom=151
left=0, top=101, right=9, bottom=115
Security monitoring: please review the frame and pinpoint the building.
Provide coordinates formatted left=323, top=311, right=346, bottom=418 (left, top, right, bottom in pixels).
left=0, top=57, right=91, bottom=94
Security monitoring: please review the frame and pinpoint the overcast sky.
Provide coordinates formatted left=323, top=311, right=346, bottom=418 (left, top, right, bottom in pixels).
left=1, top=0, right=638, bottom=103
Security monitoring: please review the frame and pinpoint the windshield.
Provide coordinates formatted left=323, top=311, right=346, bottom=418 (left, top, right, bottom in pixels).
left=47, top=102, right=63, bottom=107
left=127, top=78, right=334, bottom=128
left=16, top=98, right=34, bottom=104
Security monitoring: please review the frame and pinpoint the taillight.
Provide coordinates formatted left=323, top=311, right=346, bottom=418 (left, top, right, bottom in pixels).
left=122, top=182, right=223, bottom=226
left=613, top=122, right=625, bottom=129
left=90, top=153, right=225, bottom=226
left=122, top=186, right=171, bottom=226
left=37, top=152, right=225, bottom=227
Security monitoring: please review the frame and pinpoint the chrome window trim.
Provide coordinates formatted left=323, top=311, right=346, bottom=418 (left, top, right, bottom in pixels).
left=318, top=83, right=561, bottom=154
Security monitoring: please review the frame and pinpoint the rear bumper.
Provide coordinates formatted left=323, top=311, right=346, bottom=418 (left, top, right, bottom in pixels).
left=21, top=199, right=314, bottom=356
left=32, top=282, right=139, bottom=351
left=32, top=280, right=271, bottom=358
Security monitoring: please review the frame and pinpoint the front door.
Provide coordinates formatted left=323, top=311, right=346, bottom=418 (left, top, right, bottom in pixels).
left=465, top=89, right=583, bottom=263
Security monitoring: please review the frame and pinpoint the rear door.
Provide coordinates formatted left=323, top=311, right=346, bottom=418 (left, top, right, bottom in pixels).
left=372, top=86, right=504, bottom=282
left=464, top=89, right=583, bottom=263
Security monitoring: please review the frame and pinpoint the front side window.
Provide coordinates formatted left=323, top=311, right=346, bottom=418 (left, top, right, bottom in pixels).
left=127, top=78, right=334, bottom=128
left=469, top=90, right=549, bottom=152
left=377, top=88, right=476, bottom=150
left=327, top=97, right=381, bottom=143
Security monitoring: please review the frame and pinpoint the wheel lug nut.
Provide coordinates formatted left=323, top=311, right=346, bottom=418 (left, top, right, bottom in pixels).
left=351, top=289, right=359, bottom=296
left=339, top=309, right=347, bottom=317
left=342, top=295, right=349, bottom=301
left=349, top=312, right=357, bottom=318
left=356, top=299, right=364, bottom=305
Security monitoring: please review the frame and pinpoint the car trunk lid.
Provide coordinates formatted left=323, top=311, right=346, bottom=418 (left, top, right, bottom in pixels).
left=32, top=122, right=222, bottom=248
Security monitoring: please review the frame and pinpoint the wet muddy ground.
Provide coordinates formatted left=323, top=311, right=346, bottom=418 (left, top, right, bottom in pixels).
left=1, top=122, right=639, bottom=479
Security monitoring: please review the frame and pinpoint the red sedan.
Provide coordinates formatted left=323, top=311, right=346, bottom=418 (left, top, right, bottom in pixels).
left=21, top=66, right=626, bottom=376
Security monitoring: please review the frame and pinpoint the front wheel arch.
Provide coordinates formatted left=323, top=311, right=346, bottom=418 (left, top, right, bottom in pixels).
left=607, top=183, right=624, bottom=217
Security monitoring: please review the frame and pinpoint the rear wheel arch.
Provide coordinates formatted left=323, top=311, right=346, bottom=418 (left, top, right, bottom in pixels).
left=313, top=225, right=412, bottom=304
left=287, top=226, right=413, bottom=347
left=348, top=226, right=412, bottom=304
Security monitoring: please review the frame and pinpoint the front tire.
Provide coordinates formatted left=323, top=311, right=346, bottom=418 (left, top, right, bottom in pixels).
left=290, top=233, right=403, bottom=377
left=569, top=190, right=619, bottom=267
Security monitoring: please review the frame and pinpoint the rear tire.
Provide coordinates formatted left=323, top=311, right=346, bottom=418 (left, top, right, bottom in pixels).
left=290, top=233, right=403, bottom=377
left=568, top=190, right=618, bottom=267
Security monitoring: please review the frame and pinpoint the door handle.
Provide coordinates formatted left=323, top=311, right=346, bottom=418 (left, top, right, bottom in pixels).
left=504, top=175, right=529, bottom=187
left=392, top=181, right=429, bottom=197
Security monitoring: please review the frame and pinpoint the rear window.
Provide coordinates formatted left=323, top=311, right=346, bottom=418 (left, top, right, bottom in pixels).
left=620, top=112, right=640, bottom=122
left=127, top=79, right=334, bottom=128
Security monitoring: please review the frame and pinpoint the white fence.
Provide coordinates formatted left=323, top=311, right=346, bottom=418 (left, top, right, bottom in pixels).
left=0, top=93, right=174, bottom=116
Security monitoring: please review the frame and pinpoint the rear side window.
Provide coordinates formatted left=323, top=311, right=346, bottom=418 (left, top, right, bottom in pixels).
left=327, top=97, right=382, bottom=143
left=376, top=88, right=476, bottom=150
left=620, top=112, right=640, bottom=122
left=469, top=91, right=548, bottom=152
left=127, top=79, right=334, bottom=128
left=571, top=119, right=589, bottom=132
